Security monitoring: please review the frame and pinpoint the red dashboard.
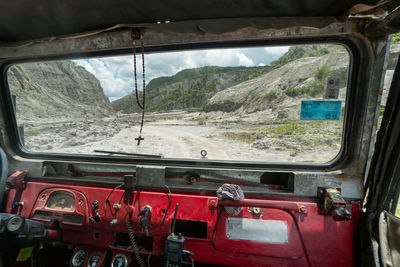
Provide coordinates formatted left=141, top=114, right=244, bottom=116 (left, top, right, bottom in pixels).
left=5, top=177, right=360, bottom=267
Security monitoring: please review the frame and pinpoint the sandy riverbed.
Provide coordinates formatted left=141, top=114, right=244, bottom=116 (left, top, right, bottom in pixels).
left=22, top=111, right=340, bottom=163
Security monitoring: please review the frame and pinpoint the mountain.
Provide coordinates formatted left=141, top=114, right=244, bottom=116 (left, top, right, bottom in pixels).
left=205, top=51, right=349, bottom=114
left=206, top=44, right=400, bottom=118
left=111, top=45, right=343, bottom=114
left=7, top=60, right=112, bottom=122
left=111, top=65, right=270, bottom=113
left=269, top=45, right=336, bottom=68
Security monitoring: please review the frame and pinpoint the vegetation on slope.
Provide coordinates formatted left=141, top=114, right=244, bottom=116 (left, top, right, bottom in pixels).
left=113, top=65, right=271, bottom=113
left=284, top=65, right=330, bottom=98
left=392, top=32, right=400, bottom=44
left=269, top=45, right=343, bottom=68
left=146, top=65, right=269, bottom=89
left=112, top=45, right=339, bottom=113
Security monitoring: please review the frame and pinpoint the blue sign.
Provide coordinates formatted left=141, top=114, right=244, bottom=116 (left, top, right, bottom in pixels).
left=300, top=100, right=342, bottom=120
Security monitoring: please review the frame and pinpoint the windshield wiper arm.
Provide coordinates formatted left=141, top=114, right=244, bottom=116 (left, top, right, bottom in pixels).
left=94, top=150, right=162, bottom=158
left=167, top=172, right=265, bottom=187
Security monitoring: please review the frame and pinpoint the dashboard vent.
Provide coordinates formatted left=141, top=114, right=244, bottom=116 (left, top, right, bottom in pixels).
left=33, top=210, right=53, bottom=221
left=63, top=214, right=83, bottom=225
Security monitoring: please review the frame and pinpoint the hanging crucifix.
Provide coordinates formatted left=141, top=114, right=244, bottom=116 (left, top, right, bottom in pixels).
left=135, top=136, right=144, bottom=145
left=131, top=29, right=146, bottom=146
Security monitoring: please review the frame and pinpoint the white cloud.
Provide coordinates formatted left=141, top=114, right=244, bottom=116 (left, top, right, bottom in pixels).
left=236, top=53, right=254, bottom=66
left=109, top=96, right=124, bottom=102
left=75, top=46, right=290, bottom=99
left=74, top=58, right=133, bottom=98
left=264, top=46, right=290, bottom=55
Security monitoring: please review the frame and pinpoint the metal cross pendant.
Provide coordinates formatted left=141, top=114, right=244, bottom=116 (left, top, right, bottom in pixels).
left=135, top=136, right=144, bottom=146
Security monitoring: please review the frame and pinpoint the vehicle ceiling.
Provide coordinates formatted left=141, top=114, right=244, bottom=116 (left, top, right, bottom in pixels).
left=0, top=0, right=384, bottom=44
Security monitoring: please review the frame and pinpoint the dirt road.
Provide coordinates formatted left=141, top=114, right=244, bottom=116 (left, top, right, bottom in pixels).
left=24, top=112, right=340, bottom=163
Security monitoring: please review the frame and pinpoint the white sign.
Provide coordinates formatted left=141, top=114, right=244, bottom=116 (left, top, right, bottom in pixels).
left=324, top=77, right=340, bottom=99
left=226, top=217, right=288, bottom=243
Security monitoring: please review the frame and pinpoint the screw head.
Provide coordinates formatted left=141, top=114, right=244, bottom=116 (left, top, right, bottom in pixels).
left=299, top=206, right=307, bottom=214
left=209, top=199, right=217, bottom=208
left=253, top=207, right=261, bottom=214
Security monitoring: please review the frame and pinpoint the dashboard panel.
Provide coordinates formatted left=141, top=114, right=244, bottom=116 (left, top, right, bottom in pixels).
left=29, top=188, right=88, bottom=230
left=5, top=180, right=360, bottom=267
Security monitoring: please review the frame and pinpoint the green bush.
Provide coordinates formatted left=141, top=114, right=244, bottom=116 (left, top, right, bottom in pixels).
left=264, top=90, right=277, bottom=100
left=251, top=91, right=261, bottom=100
left=315, top=65, right=329, bottom=80
left=379, top=107, right=385, bottom=117
left=305, top=65, right=330, bottom=97
left=309, top=80, right=324, bottom=97
left=285, top=87, right=299, bottom=97
left=188, top=107, right=203, bottom=113
left=24, top=129, right=40, bottom=137
left=392, top=33, right=400, bottom=44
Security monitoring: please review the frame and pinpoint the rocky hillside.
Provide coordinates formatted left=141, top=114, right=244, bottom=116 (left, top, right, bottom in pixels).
left=205, top=51, right=349, bottom=115
left=112, top=45, right=343, bottom=114
left=112, top=65, right=270, bottom=113
left=8, top=61, right=113, bottom=122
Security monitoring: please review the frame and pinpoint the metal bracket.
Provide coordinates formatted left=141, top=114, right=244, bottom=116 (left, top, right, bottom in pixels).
left=6, top=171, right=27, bottom=191
left=208, top=198, right=218, bottom=210
left=12, top=201, right=24, bottom=209
left=138, top=206, right=152, bottom=236
left=131, top=28, right=144, bottom=40
left=92, top=200, right=101, bottom=223
left=317, top=187, right=352, bottom=221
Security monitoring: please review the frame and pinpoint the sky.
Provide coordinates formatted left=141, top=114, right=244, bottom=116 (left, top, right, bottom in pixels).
left=74, top=46, right=289, bottom=101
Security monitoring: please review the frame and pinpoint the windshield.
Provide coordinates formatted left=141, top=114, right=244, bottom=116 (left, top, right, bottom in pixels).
left=7, top=44, right=350, bottom=163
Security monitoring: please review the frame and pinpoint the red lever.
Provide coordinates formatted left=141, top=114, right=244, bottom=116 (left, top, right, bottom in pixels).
left=46, top=229, right=61, bottom=242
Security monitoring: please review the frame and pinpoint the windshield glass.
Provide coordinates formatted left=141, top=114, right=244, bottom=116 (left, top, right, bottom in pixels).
left=7, top=44, right=350, bottom=163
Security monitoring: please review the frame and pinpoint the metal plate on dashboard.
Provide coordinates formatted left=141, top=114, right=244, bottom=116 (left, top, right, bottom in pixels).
left=226, top=218, right=288, bottom=243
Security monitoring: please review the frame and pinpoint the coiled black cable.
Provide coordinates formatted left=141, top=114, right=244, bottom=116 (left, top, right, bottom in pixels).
left=126, top=219, right=145, bottom=267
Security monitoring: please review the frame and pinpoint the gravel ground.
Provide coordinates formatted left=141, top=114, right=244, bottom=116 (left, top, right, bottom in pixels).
left=22, top=111, right=341, bottom=163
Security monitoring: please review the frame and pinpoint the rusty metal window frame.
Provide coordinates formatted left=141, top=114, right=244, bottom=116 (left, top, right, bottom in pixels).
left=0, top=37, right=359, bottom=171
